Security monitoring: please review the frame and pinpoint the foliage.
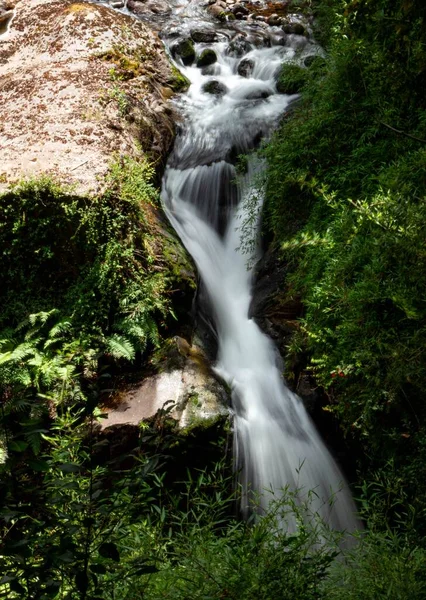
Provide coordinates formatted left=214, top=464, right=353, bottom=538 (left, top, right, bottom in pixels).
left=261, top=0, right=426, bottom=528
left=276, top=63, right=310, bottom=95
left=0, top=158, right=178, bottom=361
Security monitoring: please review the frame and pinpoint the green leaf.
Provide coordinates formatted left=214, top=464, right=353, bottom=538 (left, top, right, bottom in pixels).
left=98, top=542, right=120, bottom=562
left=9, top=440, right=28, bottom=452
left=105, top=334, right=135, bottom=361
left=28, top=459, right=50, bottom=472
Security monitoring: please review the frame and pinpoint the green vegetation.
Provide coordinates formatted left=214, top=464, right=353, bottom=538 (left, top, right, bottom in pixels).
left=2, top=0, right=426, bottom=597
left=276, top=63, right=310, bottom=95
left=262, top=0, right=426, bottom=533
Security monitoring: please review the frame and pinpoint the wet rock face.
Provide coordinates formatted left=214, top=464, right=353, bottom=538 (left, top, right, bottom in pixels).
left=191, top=29, right=218, bottom=43
left=225, top=34, right=252, bottom=57
left=0, top=0, right=176, bottom=194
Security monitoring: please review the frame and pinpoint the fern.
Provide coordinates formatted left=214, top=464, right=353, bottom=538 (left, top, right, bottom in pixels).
left=105, top=334, right=136, bottom=361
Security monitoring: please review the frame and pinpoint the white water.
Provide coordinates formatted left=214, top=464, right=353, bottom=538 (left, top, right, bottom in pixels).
left=161, top=16, right=360, bottom=536
left=96, top=0, right=358, bottom=535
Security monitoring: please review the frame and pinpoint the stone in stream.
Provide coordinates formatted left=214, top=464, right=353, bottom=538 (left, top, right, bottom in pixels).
left=230, top=2, right=248, bottom=15
left=237, top=57, right=255, bottom=78
left=196, top=48, right=217, bottom=68
left=171, top=38, right=196, bottom=65
left=226, top=34, right=252, bottom=58
left=128, top=0, right=171, bottom=15
left=267, top=13, right=282, bottom=27
left=202, top=79, right=228, bottom=95
left=191, top=29, right=218, bottom=43
left=201, top=64, right=216, bottom=76
left=282, top=19, right=306, bottom=36
left=244, top=88, right=271, bottom=100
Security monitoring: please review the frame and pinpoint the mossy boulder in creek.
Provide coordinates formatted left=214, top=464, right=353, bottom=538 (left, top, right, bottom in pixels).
left=171, top=38, right=196, bottom=66
left=202, top=80, right=228, bottom=96
left=196, top=49, right=217, bottom=68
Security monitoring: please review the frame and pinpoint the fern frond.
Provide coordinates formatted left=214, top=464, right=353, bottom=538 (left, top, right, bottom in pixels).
left=105, top=334, right=136, bottom=361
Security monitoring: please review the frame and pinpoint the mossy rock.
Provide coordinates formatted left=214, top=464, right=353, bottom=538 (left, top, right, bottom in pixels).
left=171, top=38, right=195, bottom=66
left=202, top=80, right=228, bottom=96
left=196, top=48, right=217, bottom=68
left=276, top=63, right=309, bottom=95
left=168, top=64, right=191, bottom=92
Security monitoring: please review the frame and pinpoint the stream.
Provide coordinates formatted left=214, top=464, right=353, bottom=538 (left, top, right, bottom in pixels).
left=102, top=0, right=360, bottom=535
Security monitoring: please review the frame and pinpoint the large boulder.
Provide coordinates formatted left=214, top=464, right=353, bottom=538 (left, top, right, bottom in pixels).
left=100, top=337, right=230, bottom=432
left=0, top=0, right=178, bottom=194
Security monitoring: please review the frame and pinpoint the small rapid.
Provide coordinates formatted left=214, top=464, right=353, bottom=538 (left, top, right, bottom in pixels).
left=160, top=8, right=361, bottom=535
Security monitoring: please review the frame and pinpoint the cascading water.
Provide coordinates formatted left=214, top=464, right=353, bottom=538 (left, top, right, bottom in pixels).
left=160, top=8, right=360, bottom=536
left=102, top=0, right=361, bottom=535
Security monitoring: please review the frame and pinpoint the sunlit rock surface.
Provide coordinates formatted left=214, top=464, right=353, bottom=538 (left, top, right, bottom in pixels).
left=0, top=0, right=176, bottom=193
left=101, top=340, right=230, bottom=431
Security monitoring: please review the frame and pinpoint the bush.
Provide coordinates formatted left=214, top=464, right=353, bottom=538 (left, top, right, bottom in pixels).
left=261, top=0, right=426, bottom=525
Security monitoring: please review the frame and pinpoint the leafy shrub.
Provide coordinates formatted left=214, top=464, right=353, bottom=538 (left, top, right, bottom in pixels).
left=260, top=0, right=426, bottom=525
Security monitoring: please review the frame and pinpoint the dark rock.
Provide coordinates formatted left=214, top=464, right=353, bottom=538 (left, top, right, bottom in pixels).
left=202, top=79, right=228, bottom=95
left=237, top=58, right=255, bottom=78
left=231, top=3, right=248, bottom=15
left=196, top=48, right=217, bottom=68
left=171, top=38, right=196, bottom=66
left=226, top=34, right=252, bottom=58
left=267, top=13, right=281, bottom=26
left=191, top=29, right=218, bottom=43
left=244, top=88, right=271, bottom=100
left=282, top=20, right=306, bottom=36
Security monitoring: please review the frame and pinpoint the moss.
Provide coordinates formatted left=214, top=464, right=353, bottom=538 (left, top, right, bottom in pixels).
left=172, top=39, right=195, bottom=66
left=168, top=64, right=191, bottom=92
left=196, top=49, right=217, bottom=68
left=97, top=44, right=151, bottom=80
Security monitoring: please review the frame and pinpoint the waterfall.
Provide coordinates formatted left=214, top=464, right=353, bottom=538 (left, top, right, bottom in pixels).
left=160, top=18, right=361, bottom=535
left=99, top=0, right=360, bottom=535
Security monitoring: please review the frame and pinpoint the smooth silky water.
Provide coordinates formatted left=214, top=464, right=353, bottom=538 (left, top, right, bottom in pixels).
left=102, top=0, right=361, bottom=536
